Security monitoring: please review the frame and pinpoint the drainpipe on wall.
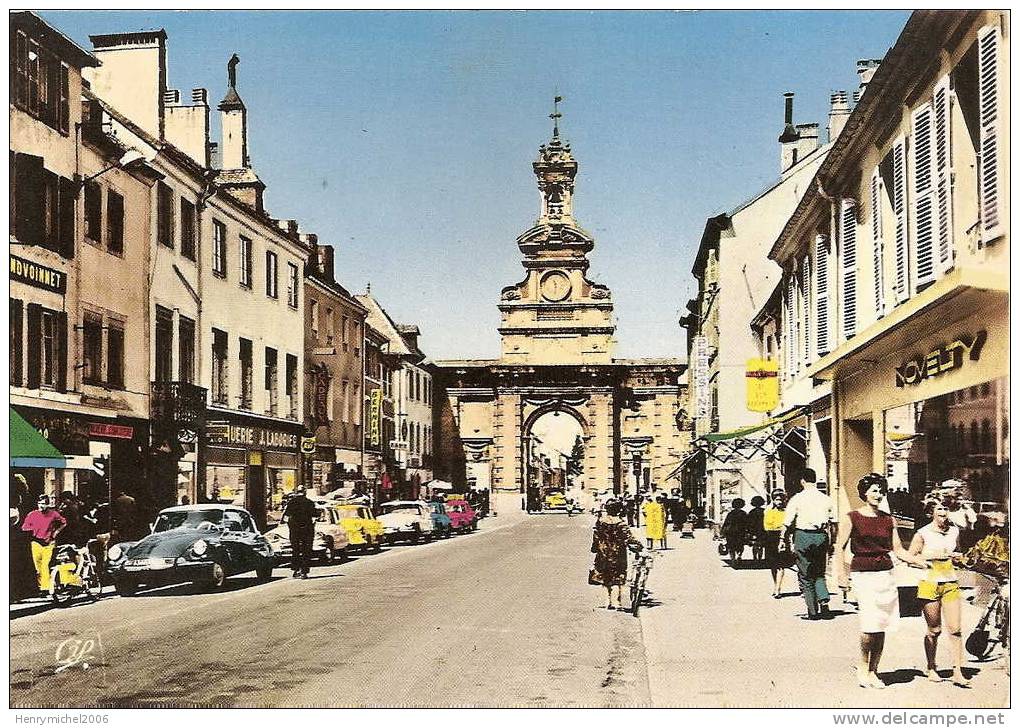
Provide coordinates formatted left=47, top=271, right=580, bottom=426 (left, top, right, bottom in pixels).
left=194, top=170, right=216, bottom=501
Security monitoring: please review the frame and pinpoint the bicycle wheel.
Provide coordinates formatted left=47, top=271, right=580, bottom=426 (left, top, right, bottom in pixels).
left=631, top=584, right=643, bottom=616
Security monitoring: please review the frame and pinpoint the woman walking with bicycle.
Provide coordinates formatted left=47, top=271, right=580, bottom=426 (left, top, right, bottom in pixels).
left=590, top=500, right=643, bottom=610
left=909, top=498, right=970, bottom=687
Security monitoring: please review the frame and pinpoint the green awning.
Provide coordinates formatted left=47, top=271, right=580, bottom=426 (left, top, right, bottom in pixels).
left=10, top=407, right=66, bottom=467
left=702, top=407, right=807, bottom=443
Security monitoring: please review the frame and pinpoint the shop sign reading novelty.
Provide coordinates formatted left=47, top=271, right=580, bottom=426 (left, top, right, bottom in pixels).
left=895, top=330, right=987, bottom=388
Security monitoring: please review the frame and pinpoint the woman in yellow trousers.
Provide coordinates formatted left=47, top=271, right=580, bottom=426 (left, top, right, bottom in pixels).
left=642, top=494, right=667, bottom=550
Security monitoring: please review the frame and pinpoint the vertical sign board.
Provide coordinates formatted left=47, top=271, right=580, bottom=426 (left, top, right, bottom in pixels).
left=692, top=335, right=710, bottom=420
left=369, top=389, right=383, bottom=447
left=745, top=358, right=780, bottom=413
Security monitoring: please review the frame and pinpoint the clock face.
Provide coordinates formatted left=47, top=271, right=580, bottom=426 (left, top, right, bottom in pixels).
left=540, top=271, right=571, bottom=302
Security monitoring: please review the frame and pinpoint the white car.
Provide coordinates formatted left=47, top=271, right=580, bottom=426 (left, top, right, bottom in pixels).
left=378, top=501, right=436, bottom=544
left=264, top=501, right=350, bottom=564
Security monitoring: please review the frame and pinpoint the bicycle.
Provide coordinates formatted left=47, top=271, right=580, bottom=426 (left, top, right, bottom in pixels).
left=966, top=574, right=1009, bottom=660
left=629, top=550, right=655, bottom=616
left=49, top=539, right=103, bottom=607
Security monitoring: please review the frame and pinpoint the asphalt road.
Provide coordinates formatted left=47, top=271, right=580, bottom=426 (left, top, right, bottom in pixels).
left=10, top=514, right=650, bottom=708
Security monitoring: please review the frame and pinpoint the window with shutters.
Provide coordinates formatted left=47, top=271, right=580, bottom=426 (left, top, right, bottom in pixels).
left=13, top=154, right=75, bottom=258
left=212, top=219, right=227, bottom=278
left=239, top=235, right=253, bottom=288
left=107, top=319, right=125, bottom=390
left=239, top=338, right=253, bottom=410
left=977, top=24, right=1003, bottom=244
left=870, top=170, right=886, bottom=318
left=10, top=32, right=70, bottom=135
left=890, top=138, right=909, bottom=303
left=784, top=275, right=796, bottom=380
left=932, top=77, right=953, bottom=274
left=286, top=354, right=298, bottom=419
left=107, top=189, right=124, bottom=255
left=212, top=329, right=229, bottom=405
left=910, top=103, right=936, bottom=291
left=10, top=299, right=24, bottom=387
left=814, top=235, right=831, bottom=356
left=266, top=251, right=279, bottom=299
left=154, top=306, right=173, bottom=383
left=178, top=316, right=195, bottom=384
left=180, top=198, right=196, bottom=260
left=287, top=262, right=299, bottom=308
left=800, top=256, right=811, bottom=364
left=41, top=310, right=58, bottom=389
left=265, top=347, right=278, bottom=415
left=157, top=182, right=174, bottom=249
left=82, top=310, right=104, bottom=385
left=84, top=180, right=102, bottom=245
left=840, top=199, right=858, bottom=340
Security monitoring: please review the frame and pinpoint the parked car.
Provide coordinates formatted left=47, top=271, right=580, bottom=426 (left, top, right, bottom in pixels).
left=378, top=501, right=436, bottom=543
left=264, top=501, right=350, bottom=564
left=428, top=501, right=453, bottom=538
left=543, top=492, right=568, bottom=511
left=334, top=503, right=385, bottom=552
left=106, top=505, right=275, bottom=596
left=445, top=498, right=478, bottom=533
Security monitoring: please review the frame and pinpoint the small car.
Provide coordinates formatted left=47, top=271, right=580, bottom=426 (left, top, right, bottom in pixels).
left=334, top=503, right=385, bottom=552
left=428, top=501, right=453, bottom=538
left=264, top=501, right=351, bottom=564
left=378, top=501, right=436, bottom=543
left=107, top=505, right=275, bottom=596
left=543, top=492, right=568, bottom=511
left=445, top=499, right=478, bottom=533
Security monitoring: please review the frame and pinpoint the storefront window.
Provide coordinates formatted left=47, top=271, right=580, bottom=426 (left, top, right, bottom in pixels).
left=884, top=377, right=1009, bottom=532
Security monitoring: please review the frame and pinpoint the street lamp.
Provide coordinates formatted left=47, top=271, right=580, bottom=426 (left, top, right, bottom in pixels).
left=75, top=149, right=147, bottom=193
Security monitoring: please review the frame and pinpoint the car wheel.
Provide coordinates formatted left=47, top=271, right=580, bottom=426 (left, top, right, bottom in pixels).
left=115, top=579, right=138, bottom=597
left=206, top=561, right=227, bottom=591
left=372, top=536, right=382, bottom=553
left=321, top=538, right=336, bottom=565
left=336, top=547, right=348, bottom=563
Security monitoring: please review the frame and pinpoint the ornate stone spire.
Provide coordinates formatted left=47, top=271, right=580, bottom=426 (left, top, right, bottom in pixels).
left=534, top=95, right=577, bottom=223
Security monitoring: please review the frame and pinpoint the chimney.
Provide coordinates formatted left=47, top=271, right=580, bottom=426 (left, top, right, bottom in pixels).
left=779, top=92, right=801, bottom=172
left=165, top=86, right=211, bottom=166
left=827, top=90, right=851, bottom=143
left=317, top=244, right=335, bottom=283
left=218, top=54, right=248, bottom=170
left=856, top=59, right=882, bottom=96
left=87, top=30, right=169, bottom=140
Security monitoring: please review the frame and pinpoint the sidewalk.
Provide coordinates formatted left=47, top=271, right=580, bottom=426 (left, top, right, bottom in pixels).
left=638, top=530, right=1009, bottom=708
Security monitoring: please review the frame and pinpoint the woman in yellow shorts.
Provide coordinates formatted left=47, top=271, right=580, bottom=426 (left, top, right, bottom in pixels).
left=909, top=499, right=969, bottom=687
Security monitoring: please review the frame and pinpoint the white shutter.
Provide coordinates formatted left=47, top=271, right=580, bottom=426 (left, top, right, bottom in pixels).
left=892, top=137, right=909, bottom=302
left=840, top=199, right=858, bottom=340
left=870, top=170, right=885, bottom=318
left=800, top=256, right=811, bottom=363
left=978, top=24, right=1003, bottom=244
left=933, top=76, right=953, bottom=273
left=785, top=274, right=796, bottom=379
left=815, top=234, right=830, bottom=356
left=911, top=102, right=936, bottom=290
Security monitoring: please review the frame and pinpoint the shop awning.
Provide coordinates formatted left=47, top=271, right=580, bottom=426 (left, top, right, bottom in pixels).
left=702, top=407, right=808, bottom=443
left=10, top=407, right=66, bottom=467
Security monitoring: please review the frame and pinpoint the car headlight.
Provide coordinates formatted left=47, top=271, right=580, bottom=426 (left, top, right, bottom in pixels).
left=108, top=545, right=123, bottom=561
left=192, top=539, right=208, bottom=556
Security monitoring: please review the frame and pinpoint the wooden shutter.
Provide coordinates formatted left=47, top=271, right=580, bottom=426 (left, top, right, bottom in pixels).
left=933, top=76, right=953, bottom=273
left=892, top=138, right=909, bottom=302
left=55, top=310, right=68, bottom=393
left=840, top=199, right=858, bottom=340
left=26, top=303, right=41, bottom=389
left=14, top=153, right=44, bottom=244
left=870, top=170, right=885, bottom=318
left=784, top=275, right=795, bottom=380
left=800, top=255, right=811, bottom=363
left=815, top=234, right=830, bottom=356
left=911, top=103, right=936, bottom=290
left=978, top=24, right=1003, bottom=244
left=59, top=176, right=76, bottom=259
left=10, top=298, right=23, bottom=387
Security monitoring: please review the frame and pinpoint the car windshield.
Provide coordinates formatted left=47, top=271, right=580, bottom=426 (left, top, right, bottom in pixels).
left=382, top=504, right=420, bottom=515
left=338, top=508, right=366, bottom=519
left=153, top=509, right=224, bottom=532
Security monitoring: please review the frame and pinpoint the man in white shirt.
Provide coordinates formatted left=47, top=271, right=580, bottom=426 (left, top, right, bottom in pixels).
left=780, top=468, right=836, bottom=620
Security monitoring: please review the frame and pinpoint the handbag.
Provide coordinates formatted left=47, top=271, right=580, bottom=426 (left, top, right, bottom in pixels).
left=717, top=541, right=727, bottom=556
left=588, top=568, right=602, bottom=586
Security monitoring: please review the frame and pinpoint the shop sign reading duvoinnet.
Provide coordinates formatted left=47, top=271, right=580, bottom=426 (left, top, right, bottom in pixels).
left=10, top=254, right=67, bottom=294
left=206, top=421, right=298, bottom=450
left=894, top=330, right=987, bottom=387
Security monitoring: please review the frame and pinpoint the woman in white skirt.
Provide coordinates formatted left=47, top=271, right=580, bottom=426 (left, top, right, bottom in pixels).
left=836, top=473, right=927, bottom=689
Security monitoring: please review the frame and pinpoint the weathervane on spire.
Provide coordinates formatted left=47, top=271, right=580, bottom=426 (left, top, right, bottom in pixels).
left=549, top=94, right=564, bottom=139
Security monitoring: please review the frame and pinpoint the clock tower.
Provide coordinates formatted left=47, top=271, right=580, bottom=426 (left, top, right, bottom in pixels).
left=499, top=100, right=615, bottom=364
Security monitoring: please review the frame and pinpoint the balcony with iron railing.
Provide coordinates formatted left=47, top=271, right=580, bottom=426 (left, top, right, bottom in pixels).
left=151, top=381, right=207, bottom=427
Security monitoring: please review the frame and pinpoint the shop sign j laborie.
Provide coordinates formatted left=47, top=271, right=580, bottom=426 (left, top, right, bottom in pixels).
left=894, top=330, right=986, bottom=387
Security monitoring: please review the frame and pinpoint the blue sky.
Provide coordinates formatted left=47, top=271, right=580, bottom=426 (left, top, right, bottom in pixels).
left=46, top=10, right=911, bottom=361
